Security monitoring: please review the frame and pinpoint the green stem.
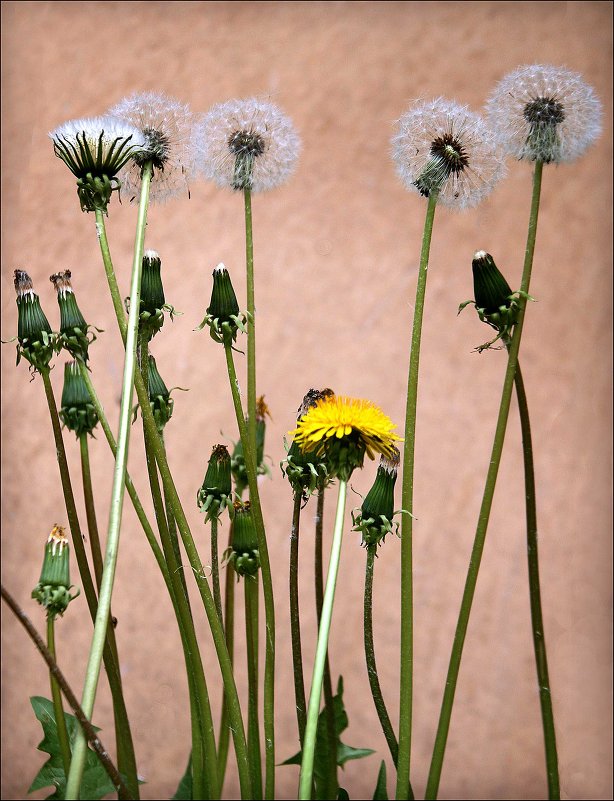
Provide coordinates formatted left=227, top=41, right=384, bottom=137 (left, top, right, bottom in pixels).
left=217, top=520, right=236, bottom=788
left=66, top=162, right=153, bottom=800
left=96, top=207, right=127, bottom=332
left=79, top=434, right=104, bottom=590
left=244, top=187, right=257, bottom=460
left=290, top=492, right=308, bottom=747
left=513, top=360, right=560, bottom=799
left=424, top=161, right=544, bottom=799
left=245, top=575, right=263, bottom=800
left=47, top=615, right=72, bottom=777
left=396, top=190, right=438, bottom=800
left=223, top=338, right=276, bottom=799
left=314, top=486, right=338, bottom=799
left=299, top=480, right=347, bottom=799
left=1, top=585, right=130, bottom=799
left=41, top=368, right=138, bottom=799
left=365, top=547, right=399, bottom=766
left=211, top=515, right=223, bottom=627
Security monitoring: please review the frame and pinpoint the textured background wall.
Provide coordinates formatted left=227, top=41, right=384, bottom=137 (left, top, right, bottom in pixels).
left=1, top=2, right=612, bottom=799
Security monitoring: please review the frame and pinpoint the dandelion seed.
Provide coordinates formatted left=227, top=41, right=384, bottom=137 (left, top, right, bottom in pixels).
left=391, top=98, right=505, bottom=209
left=485, top=64, right=602, bottom=164
left=109, top=91, right=195, bottom=202
left=194, top=97, right=301, bottom=192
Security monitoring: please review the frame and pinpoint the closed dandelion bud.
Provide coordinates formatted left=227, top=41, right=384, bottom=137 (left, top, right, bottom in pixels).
left=197, top=444, right=232, bottom=521
left=226, top=501, right=260, bottom=578
left=472, top=251, right=514, bottom=320
left=139, top=250, right=167, bottom=340
left=13, top=270, right=55, bottom=373
left=147, top=355, right=173, bottom=432
left=50, top=270, right=94, bottom=362
left=353, top=449, right=400, bottom=547
left=31, top=525, right=79, bottom=617
left=282, top=388, right=335, bottom=496
left=198, top=263, right=247, bottom=344
left=60, top=361, right=98, bottom=437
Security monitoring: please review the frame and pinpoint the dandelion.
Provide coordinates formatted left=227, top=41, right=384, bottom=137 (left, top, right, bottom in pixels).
left=109, top=91, right=195, bottom=202
left=50, top=115, right=146, bottom=211
left=194, top=97, right=301, bottom=192
left=485, top=64, right=602, bottom=164
left=391, top=98, right=505, bottom=209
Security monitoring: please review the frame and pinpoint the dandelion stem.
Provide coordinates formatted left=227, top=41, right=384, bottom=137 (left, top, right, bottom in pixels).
left=365, top=546, right=399, bottom=767
left=217, top=519, right=236, bottom=787
left=211, top=515, right=223, bottom=627
left=424, top=161, right=543, bottom=799
left=299, top=479, right=347, bottom=800
left=290, top=491, right=307, bottom=746
left=1, top=584, right=131, bottom=799
left=47, top=614, right=72, bottom=777
left=244, top=187, right=257, bottom=461
left=397, top=190, right=438, bottom=800
left=245, top=575, right=263, bottom=800
left=65, top=161, right=153, bottom=800
left=79, top=434, right=103, bottom=589
left=513, top=359, right=560, bottom=799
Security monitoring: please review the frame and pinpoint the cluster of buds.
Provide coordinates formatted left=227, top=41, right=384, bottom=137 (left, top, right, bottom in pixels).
left=458, top=251, right=533, bottom=353
left=49, top=270, right=96, bottom=363
left=231, top=396, right=271, bottom=496
left=12, top=270, right=56, bottom=374
left=197, top=444, right=233, bottom=522
left=197, top=264, right=248, bottom=345
left=224, top=501, right=260, bottom=579
left=281, top=388, right=335, bottom=497
left=138, top=250, right=178, bottom=341
left=352, top=448, right=401, bottom=548
left=31, top=525, right=79, bottom=617
left=60, top=361, right=98, bottom=438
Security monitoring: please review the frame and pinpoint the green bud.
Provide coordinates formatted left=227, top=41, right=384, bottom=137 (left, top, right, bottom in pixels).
left=353, top=448, right=400, bottom=547
left=139, top=250, right=166, bottom=340
left=50, top=270, right=94, bottom=362
left=60, top=361, right=98, bottom=437
left=197, top=444, right=233, bottom=521
left=198, top=263, right=247, bottom=344
left=281, top=388, right=334, bottom=496
left=225, top=501, right=260, bottom=578
left=231, top=396, right=271, bottom=494
left=472, top=251, right=514, bottom=317
left=31, top=525, right=79, bottom=617
left=147, top=355, right=173, bottom=432
left=14, top=270, right=55, bottom=373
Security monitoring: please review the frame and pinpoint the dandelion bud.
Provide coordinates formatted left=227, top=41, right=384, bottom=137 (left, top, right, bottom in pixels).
left=353, top=449, right=400, bottom=547
left=60, top=361, right=98, bottom=438
left=231, top=396, right=271, bottom=494
left=197, top=444, right=233, bottom=522
left=226, top=501, right=260, bottom=578
left=282, top=388, right=335, bottom=496
left=472, top=251, right=515, bottom=319
left=13, top=270, right=55, bottom=373
left=139, top=250, right=166, bottom=340
left=31, top=525, right=79, bottom=617
left=198, top=264, right=247, bottom=344
left=50, top=270, right=94, bottom=362
left=146, top=355, right=173, bottom=432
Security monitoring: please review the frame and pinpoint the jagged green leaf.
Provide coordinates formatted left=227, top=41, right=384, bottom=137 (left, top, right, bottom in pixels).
left=28, top=696, right=116, bottom=800
left=373, top=760, right=388, bottom=799
left=171, top=755, right=192, bottom=800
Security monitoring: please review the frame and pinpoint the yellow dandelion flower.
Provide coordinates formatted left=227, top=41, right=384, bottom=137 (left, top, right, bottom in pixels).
left=290, top=395, right=402, bottom=481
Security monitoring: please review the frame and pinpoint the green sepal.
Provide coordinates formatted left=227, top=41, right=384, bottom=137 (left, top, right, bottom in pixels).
left=373, top=761, right=388, bottom=800
left=281, top=437, right=331, bottom=498
left=197, top=265, right=247, bottom=345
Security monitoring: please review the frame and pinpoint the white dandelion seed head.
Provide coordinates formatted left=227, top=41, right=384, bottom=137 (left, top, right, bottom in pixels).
left=49, top=115, right=146, bottom=178
left=485, top=65, right=602, bottom=164
left=391, top=98, right=506, bottom=210
left=194, top=98, right=301, bottom=193
left=108, top=91, right=195, bottom=203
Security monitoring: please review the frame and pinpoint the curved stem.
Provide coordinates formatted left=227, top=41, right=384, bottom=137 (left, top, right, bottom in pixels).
left=365, top=546, right=399, bottom=766
left=245, top=575, right=263, bottom=800
left=79, top=434, right=103, bottom=590
left=299, top=480, right=347, bottom=799
left=1, top=584, right=131, bottom=799
left=290, top=492, right=308, bottom=746
left=211, top=515, right=223, bottom=627
left=425, top=161, right=543, bottom=799
left=66, top=162, right=153, bottom=800
left=396, top=190, right=438, bottom=800
left=513, top=360, right=560, bottom=799
left=47, top=615, right=72, bottom=777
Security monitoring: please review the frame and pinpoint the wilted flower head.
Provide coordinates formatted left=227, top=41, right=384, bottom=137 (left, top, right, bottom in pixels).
left=485, top=65, right=602, bottom=164
left=391, top=99, right=505, bottom=209
left=49, top=115, right=146, bottom=211
left=195, top=97, right=301, bottom=192
left=109, top=91, right=194, bottom=202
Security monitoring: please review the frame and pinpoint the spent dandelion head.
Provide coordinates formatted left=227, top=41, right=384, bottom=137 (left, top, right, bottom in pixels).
left=32, top=524, right=79, bottom=617
left=290, top=395, right=401, bottom=482
left=485, top=65, right=602, bottom=164
left=195, top=97, right=301, bottom=192
left=50, top=270, right=97, bottom=362
left=197, top=444, right=233, bottom=522
left=391, top=99, right=506, bottom=209
left=12, top=270, right=56, bottom=373
left=109, top=91, right=195, bottom=202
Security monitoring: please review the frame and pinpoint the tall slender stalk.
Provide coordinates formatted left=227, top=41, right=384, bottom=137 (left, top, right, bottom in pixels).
left=217, top=520, right=236, bottom=787
left=364, top=546, right=398, bottom=766
left=290, top=492, right=308, bottom=746
left=299, top=480, right=347, bottom=800
left=244, top=187, right=257, bottom=459
left=396, top=190, right=438, bottom=800
left=245, top=575, right=263, bottom=800
left=513, top=360, right=560, bottom=799
left=66, top=162, right=153, bottom=800
left=79, top=434, right=103, bottom=590
left=210, top=515, right=223, bottom=626
left=47, top=615, right=72, bottom=777
left=425, top=161, right=544, bottom=799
